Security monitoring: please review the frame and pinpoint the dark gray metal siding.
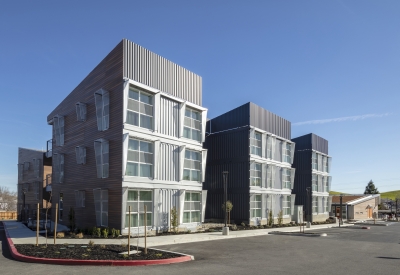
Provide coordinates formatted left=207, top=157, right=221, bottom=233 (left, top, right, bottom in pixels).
left=292, top=133, right=328, bottom=154
left=204, top=127, right=250, bottom=222
left=207, top=103, right=250, bottom=133
left=249, top=102, right=291, bottom=140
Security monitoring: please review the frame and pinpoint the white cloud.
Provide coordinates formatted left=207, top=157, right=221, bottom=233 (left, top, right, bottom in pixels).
left=293, top=113, right=391, bottom=126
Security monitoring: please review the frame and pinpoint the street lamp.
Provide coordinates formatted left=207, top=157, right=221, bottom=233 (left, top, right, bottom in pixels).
left=222, top=171, right=229, bottom=235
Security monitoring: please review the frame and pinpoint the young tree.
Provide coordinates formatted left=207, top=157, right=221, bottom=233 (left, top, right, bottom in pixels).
left=364, top=180, right=379, bottom=194
left=222, top=200, right=233, bottom=224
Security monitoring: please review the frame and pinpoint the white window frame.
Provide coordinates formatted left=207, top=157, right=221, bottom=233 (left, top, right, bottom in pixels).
left=125, top=190, right=152, bottom=228
left=283, top=196, right=291, bottom=215
left=323, top=156, right=328, bottom=172
left=312, top=152, right=318, bottom=170
left=266, top=135, right=272, bottom=159
left=250, top=194, right=262, bottom=218
left=53, top=115, right=65, bottom=146
left=284, top=143, right=291, bottom=163
left=312, top=174, right=317, bottom=191
left=183, top=107, right=202, bottom=142
left=75, top=102, right=87, bottom=122
left=282, top=168, right=291, bottom=189
left=250, top=162, right=262, bottom=187
left=94, top=89, right=110, bottom=131
left=250, top=131, right=262, bottom=156
left=126, top=87, right=154, bottom=130
left=94, top=139, right=109, bottom=178
left=183, top=192, right=201, bottom=223
left=324, top=197, right=328, bottom=213
left=312, top=196, right=318, bottom=214
left=183, top=149, right=201, bottom=182
left=74, top=190, right=85, bottom=208
left=125, top=138, right=153, bottom=178
left=75, top=146, right=87, bottom=165
left=266, top=165, right=273, bottom=188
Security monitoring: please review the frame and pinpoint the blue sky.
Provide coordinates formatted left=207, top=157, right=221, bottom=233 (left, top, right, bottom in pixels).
left=1, top=1, right=399, bottom=194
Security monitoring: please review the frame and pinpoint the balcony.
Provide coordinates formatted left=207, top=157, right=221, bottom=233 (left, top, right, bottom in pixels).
left=46, top=139, right=53, bottom=158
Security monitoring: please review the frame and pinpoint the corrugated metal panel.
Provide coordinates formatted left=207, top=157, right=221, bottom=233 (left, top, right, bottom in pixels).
left=123, top=39, right=202, bottom=106
left=154, top=188, right=180, bottom=230
left=158, top=143, right=180, bottom=182
left=249, top=103, right=291, bottom=140
left=159, top=96, right=179, bottom=138
left=206, top=192, right=249, bottom=222
left=207, top=103, right=250, bottom=133
left=292, top=133, right=328, bottom=154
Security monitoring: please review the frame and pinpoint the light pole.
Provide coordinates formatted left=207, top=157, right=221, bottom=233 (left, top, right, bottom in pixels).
left=306, top=187, right=311, bottom=228
left=339, top=193, right=343, bottom=227
left=222, top=171, right=229, bottom=235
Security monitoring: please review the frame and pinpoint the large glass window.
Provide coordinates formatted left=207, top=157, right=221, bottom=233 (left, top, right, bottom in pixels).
left=312, top=196, right=318, bottom=214
left=183, top=192, right=201, bottom=223
left=250, top=163, right=262, bottom=187
left=283, top=169, right=291, bottom=189
left=94, top=90, right=109, bottom=131
left=126, top=139, right=153, bottom=178
left=127, top=88, right=153, bottom=130
left=125, top=190, right=152, bottom=227
left=323, top=156, right=328, bottom=172
left=267, top=165, right=273, bottom=188
left=94, top=139, right=109, bottom=179
left=250, top=131, right=262, bottom=156
left=183, top=149, right=201, bottom=181
left=250, top=194, right=262, bottom=218
left=266, top=136, right=272, bottom=159
left=53, top=116, right=65, bottom=146
left=312, top=152, right=318, bottom=170
left=284, top=143, right=291, bottom=163
left=183, top=108, right=201, bottom=142
left=283, top=196, right=291, bottom=215
left=94, top=189, right=108, bottom=227
left=312, top=174, right=317, bottom=191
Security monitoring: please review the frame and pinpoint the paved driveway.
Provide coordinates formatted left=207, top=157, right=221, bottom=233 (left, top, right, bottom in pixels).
left=2, top=222, right=400, bottom=275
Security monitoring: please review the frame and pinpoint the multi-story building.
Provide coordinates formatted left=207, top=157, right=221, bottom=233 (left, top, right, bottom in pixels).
left=204, top=103, right=296, bottom=225
left=17, top=147, right=52, bottom=221
left=291, top=133, right=332, bottom=222
left=44, top=39, right=208, bottom=233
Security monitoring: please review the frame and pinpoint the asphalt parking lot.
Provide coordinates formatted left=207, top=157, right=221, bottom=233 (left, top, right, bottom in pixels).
left=2, top=222, right=400, bottom=275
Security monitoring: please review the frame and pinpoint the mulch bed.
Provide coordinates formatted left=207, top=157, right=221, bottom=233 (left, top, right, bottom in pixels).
left=14, top=244, right=181, bottom=261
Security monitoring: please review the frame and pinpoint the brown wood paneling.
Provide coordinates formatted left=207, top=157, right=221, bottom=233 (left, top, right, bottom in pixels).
left=46, top=41, right=124, bottom=230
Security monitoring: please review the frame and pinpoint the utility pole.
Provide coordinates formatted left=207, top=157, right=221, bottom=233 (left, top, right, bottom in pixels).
left=339, top=194, right=343, bottom=227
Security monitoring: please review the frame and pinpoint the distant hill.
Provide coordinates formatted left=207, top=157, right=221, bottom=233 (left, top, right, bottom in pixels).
left=380, top=190, right=400, bottom=201
left=329, top=191, right=348, bottom=195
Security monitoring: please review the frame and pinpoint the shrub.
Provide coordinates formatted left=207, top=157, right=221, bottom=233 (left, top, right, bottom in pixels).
left=240, top=222, right=246, bottom=227
left=88, top=240, right=95, bottom=246
left=277, top=211, right=283, bottom=226
left=268, top=211, right=274, bottom=227
left=111, top=228, right=117, bottom=238
left=230, top=224, right=238, bottom=230
left=170, top=207, right=179, bottom=233
left=116, top=230, right=120, bottom=237
left=102, top=228, right=109, bottom=238
left=95, top=227, right=101, bottom=238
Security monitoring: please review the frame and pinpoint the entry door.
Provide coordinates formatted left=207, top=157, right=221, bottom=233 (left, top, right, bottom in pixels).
left=368, top=208, right=372, bottom=218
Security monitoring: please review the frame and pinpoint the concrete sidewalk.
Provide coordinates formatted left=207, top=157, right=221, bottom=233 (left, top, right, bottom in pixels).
left=3, top=221, right=353, bottom=247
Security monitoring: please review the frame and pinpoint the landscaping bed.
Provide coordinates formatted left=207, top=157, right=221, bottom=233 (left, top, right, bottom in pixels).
left=14, top=244, right=181, bottom=261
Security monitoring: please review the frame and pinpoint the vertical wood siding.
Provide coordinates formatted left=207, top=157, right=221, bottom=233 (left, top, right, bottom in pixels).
left=47, top=41, right=124, bottom=230
left=123, top=39, right=202, bottom=105
left=158, top=96, right=180, bottom=138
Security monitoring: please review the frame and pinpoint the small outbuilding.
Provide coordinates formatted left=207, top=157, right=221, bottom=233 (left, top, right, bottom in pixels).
left=331, top=194, right=380, bottom=220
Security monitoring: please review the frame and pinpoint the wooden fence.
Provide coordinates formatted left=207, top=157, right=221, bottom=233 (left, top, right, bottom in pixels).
left=0, top=211, right=17, bottom=220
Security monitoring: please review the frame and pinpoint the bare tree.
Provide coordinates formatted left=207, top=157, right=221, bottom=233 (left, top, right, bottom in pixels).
left=0, top=186, right=17, bottom=211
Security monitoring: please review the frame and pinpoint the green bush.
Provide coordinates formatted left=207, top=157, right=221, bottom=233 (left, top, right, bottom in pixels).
left=102, top=228, right=109, bottom=238
left=277, top=211, right=283, bottom=226
left=268, top=211, right=274, bottom=227
left=111, top=228, right=117, bottom=238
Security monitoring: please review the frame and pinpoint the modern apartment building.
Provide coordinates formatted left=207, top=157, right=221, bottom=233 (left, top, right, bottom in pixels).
left=291, top=133, right=332, bottom=222
left=44, top=39, right=208, bottom=233
left=17, top=148, right=52, bottom=221
left=204, top=103, right=296, bottom=225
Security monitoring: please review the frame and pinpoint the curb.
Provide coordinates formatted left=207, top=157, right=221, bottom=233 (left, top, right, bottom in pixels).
left=268, top=231, right=326, bottom=237
left=2, top=222, right=193, bottom=266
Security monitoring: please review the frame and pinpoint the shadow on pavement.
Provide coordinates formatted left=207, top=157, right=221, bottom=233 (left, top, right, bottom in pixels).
left=376, top=257, right=400, bottom=260
left=0, top=222, right=16, bottom=261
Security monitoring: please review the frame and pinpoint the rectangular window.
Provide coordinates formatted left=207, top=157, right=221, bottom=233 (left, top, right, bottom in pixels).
left=126, top=87, right=153, bottom=130
left=283, top=169, right=291, bottom=189
left=34, top=182, right=40, bottom=200
left=250, top=163, right=262, bottom=187
left=322, top=177, right=327, bottom=193
left=24, top=161, right=30, bottom=171
left=312, top=174, right=317, bottom=191
left=75, top=102, right=87, bottom=121
left=266, top=135, right=272, bottom=159
left=323, top=156, right=328, bottom=172
left=59, top=193, right=63, bottom=221
left=312, top=152, right=318, bottom=170
left=183, top=108, right=202, bottom=142
left=94, top=89, right=110, bottom=131
left=283, top=196, right=291, bottom=215
left=183, top=192, right=201, bottom=223
left=74, top=190, right=85, bottom=208
left=53, top=115, right=65, bottom=146
left=75, top=146, right=87, bottom=165
left=94, top=139, right=109, bottom=178
left=250, top=194, right=262, bottom=218
left=183, top=149, right=201, bottom=181
left=250, top=131, right=262, bottom=156
left=125, top=190, right=152, bottom=227
left=33, top=158, right=41, bottom=178
left=312, top=197, right=318, bottom=214
left=284, top=143, right=291, bottom=163
left=53, top=153, right=64, bottom=184
left=94, top=189, right=108, bottom=227
left=126, top=139, right=153, bottom=178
